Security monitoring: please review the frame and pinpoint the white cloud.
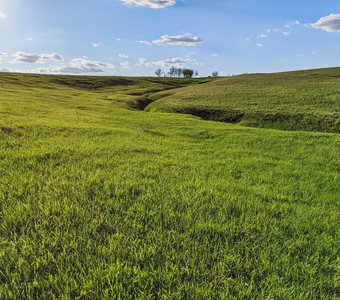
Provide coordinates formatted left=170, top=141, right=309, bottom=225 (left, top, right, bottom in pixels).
left=282, top=32, right=291, bottom=36
left=241, top=37, right=251, bottom=43
left=25, top=36, right=41, bottom=42
left=138, top=57, right=192, bottom=67
left=121, top=0, right=176, bottom=9
left=12, top=52, right=63, bottom=64
left=258, top=33, right=268, bottom=38
left=285, top=20, right=300, bottom=28
left=0, top=12, right=6, bottom=20
left=120, top=61, right=130, bottom=69
left=50, top=58, right=115, bottom=74
left=136, top=40, right=152, bottom=46
left=152, top=34, right=203, bottom=46
left=92, top=42, right=104, bottom=48
left=118, top=53, right=129, bottom=58
left=0, top=68, right=10, bottom=72
left=0, top=52, right=8, bottom=61
left=278, top=58, right=289, bottom=64
left=211, top=54, right=218, bottom=57
left=138, top=58, right=147, bottom=65
left=256, top=43, right=264, bottom=47
left=311, top=14, right=340, bottom=32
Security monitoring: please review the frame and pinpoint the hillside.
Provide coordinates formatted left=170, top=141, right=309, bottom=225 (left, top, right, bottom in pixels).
left=146, top=67, right=340, bottom=133
left=0, top=72, right=339, bottom=299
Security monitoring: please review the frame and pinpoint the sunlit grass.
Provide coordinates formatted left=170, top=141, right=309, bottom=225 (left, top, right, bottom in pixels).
left=147, top=68, right=340, bottom=133
left=0, top=72, right=339, bottom=299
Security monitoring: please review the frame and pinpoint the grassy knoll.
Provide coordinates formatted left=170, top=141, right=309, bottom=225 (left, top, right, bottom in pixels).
left=147, top=67, right=340, bottom=133
left=0, top=72, right=339, bottom=299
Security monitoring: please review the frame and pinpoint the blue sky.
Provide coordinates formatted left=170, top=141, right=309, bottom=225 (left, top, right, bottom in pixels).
left=1, top=0, right=340, bottom=76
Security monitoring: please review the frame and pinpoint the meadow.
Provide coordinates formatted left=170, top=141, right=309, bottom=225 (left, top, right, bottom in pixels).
left=147, top=68, right=340, bottom=133
left=0, top=71, right=339, bottom=299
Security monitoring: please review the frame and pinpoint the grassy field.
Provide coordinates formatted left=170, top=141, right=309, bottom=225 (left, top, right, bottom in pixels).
left=0, top=71, right=339, bottom=299
left=147, top=68, right=340, bottom=133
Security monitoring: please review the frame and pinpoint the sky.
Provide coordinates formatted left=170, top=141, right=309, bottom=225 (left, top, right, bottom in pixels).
left=1, top=0, right=340, bottom=76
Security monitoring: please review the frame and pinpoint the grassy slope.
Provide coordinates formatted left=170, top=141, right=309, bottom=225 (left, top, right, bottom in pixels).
left=147, top=68, right=340, bottom=133
left=0, top=72, right=339, bottom=299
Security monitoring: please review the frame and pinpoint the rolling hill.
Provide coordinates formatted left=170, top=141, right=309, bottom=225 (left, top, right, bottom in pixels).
left=147, top=68, right=340, bottom=133
left=0, top=70, right=339, bottom=299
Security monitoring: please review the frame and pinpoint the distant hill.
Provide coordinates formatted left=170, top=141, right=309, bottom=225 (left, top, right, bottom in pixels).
left=146, top=67, right=340, bottom=133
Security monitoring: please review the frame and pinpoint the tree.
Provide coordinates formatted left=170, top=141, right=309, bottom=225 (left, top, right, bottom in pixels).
left=155, top=68, right=163, bottom=77
left=177, top=68, right=183, bottom=78
left=182, top=69, right=194, bottom=78
left=194, top=70, right=198, bottom=78
left=211, top=71, right=219, bottom=77
left=169, top=66, right=177, bottom=77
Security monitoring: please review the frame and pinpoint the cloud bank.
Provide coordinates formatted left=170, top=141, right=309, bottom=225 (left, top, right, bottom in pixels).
left=152, top=34, right=203, bottom=46
left=311, top=14, right=340, bottom=32
left=2, top=51, right=115, bottom=74
left=13, top=52, right=63, bottom=64
left=138, top=57, right=192, bottom=67
left=51, top=58, right=115, bottom=74
left=121, top=0, right=176, bottom=9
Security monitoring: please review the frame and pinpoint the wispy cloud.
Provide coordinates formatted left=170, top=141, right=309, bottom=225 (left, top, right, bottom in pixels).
left=0, top=52, right=8, bottom=61
left=121, top=0, right=176, bottom=9
left=285, top=20, right=301, bottom=28
left=120, top=61, right=130, bottom=69
left=0, top=12, right=6, bottom=20
left=118, top=53, right=129, bottom=58
left=241, top=37, right=251, bottom=43
left=92, top=42, right=104, bottom=48
left=278, top=58, right=289, bottom=64
left=311, top=14, right=340, bottom=32
left=136, top=40, right=152, bottom=46
left=25, top=36, right=41, bottom=42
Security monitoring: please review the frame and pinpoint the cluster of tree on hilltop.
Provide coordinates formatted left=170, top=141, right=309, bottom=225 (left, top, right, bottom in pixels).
left=155, top=67, right=198, bottom=78
left=155, top=67, right=219, bottom=78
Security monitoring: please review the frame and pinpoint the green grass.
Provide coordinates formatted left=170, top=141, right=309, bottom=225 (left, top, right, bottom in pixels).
left=147, top=67, right=340, bottom=133
left=0, top=72, right=339, bottom=299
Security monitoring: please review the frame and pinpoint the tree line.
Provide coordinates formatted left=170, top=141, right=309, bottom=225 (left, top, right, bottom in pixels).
left=155, top=67, right=219, bottom=78
left=155, top=67, right=198, bottom=78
